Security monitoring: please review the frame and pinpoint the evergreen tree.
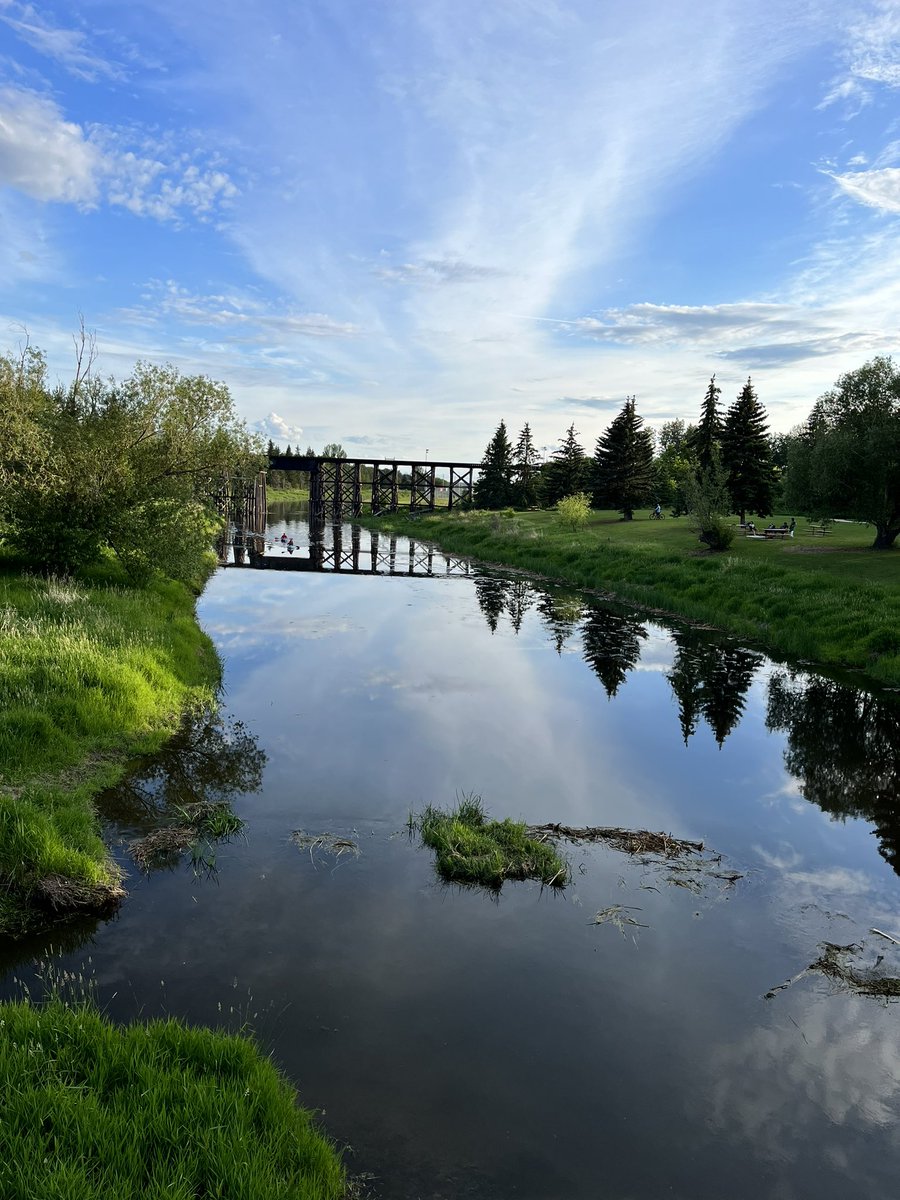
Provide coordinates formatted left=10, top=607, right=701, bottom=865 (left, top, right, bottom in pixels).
left=474, top=419, right=514, bottom=509
left=536, top=590, right=584, bottom=655
left=473, top=576, right=510, bottom=633
left=721, top=377, right=775, bottom=523
left=512, top=422, right=541, bottom=508
left=592, top=396, right=654, bottom=519
left=542, top=423, right=587, bottom=506
left=690, top=376, right=723, bottom=473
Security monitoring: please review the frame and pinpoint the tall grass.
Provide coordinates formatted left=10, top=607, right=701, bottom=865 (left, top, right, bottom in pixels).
left=0, top=998, right=345, bottom=1199
left=360, top=510, right=900, bottom=683
left=0, top=559, right=221, bottom=926
left=413, top=795, right=568, bottom=889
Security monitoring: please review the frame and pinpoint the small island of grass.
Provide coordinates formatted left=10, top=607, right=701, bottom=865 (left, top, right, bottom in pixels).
left=412, top=796, right=568, bottom=889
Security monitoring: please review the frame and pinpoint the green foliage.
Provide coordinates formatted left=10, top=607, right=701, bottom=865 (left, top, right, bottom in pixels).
left=592, top=396, right=654, bottom=518
left=0, top=999, right=345, bottom=1200
left=474, top=419, right=514, bottom=509
left=0, top=349, right=262, bottom=582
left=689, top=375, right=723, bottom=473
left=413, top=795, right=568, bottom=888
left=683, top=448, right=734, bottom=550
left=512, top=421, right=541, bottom=508
left=721, top=377, right=775, bottom=522
left=542, top=423, right=588, bottom=506
left=556, top=492, right=591, bottom=530
left=785, top=356, right=900, bottom=549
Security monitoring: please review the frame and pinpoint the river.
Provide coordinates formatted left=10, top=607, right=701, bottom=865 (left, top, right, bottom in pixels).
left=3, top=501, right=900, bottom=1199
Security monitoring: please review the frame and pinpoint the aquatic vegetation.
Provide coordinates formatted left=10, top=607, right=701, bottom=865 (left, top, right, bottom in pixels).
left=411, top=795, right=569, bottom=889
left=0, top=998, right=346, bottom=1199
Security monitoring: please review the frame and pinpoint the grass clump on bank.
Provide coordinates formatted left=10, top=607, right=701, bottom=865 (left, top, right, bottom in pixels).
left=359, top=509, right=900, bottom=684
left=0, top=556, right=221, bottom=929
left=0, top=998, right=346, bottom=1199
left=412, top=795, right=568, bottom=889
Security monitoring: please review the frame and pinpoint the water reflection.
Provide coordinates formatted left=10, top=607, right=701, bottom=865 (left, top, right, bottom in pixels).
left=668, top=630, right=764, bottom=747
left=767, top=671, right=900, bottom=875
left=581, top=605, right=648, bottom=698
left=96, top=709, right=266, bottom=844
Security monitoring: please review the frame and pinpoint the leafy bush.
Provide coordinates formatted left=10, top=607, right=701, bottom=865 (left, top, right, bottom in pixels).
left=556, top=492, right=591, bottom=531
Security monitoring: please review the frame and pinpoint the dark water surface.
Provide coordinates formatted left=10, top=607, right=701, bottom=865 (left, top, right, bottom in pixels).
left=4, top=504, right=900, bottom=1199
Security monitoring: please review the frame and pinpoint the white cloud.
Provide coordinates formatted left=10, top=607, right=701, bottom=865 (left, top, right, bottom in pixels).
left=831, top=166, right=900, bottom=213
left=251, top=411, right=304, bottom=444
left=0, top=85, right=237, bottom=224
left=0, top=85, right=100, bottom=203
left=0, top=2, right=123, bottom=82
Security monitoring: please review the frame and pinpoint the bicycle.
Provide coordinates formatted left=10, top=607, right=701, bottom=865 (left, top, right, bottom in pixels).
left=649, top=508, right=664, bottom=520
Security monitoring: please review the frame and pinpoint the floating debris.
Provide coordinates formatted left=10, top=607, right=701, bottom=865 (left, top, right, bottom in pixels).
left=291, top=831, right=360, bottom=867
left=766, top=941, right=900, bottom=1000
left=590, top=905, right=649, bottom=936
left=130, top=826, right=196, bottom=871
left=129, top=802, right=245, bottom=873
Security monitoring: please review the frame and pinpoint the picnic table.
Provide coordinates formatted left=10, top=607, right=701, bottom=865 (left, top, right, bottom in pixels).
left=763, top=527, right=791, bottom=539
left=804, top=525, right=832, bottom=536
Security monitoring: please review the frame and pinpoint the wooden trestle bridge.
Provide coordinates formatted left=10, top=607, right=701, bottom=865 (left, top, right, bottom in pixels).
left=226, top=526, right=473, bottom=578
left=214, top=455, right=480, bottom=534
left=269, top=454, right=480, bottom=523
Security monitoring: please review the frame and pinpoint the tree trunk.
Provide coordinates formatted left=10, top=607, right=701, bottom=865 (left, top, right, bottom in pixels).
left=872, top=524, right=900, bottom=549
left=623, top=508, right=633, bottom=520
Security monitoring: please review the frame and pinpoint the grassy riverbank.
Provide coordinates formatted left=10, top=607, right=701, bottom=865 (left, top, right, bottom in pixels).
left=0, top=553, right=221, bottom=932
left=0, top=998, right=345, bottom=1198
left=359, top=509, right=900, bottom=684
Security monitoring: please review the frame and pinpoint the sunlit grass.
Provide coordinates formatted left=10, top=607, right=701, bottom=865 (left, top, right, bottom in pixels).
left=0, top=555, right=221, bottom=927
left=360, top=509, right=900, bottom=683
left=412, top=795, right=568, bottom=889
left=0, top=998, right=345, bottom=1200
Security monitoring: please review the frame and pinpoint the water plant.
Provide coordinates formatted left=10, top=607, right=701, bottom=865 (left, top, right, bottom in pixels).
left=411, top=795, right=568, bottom=889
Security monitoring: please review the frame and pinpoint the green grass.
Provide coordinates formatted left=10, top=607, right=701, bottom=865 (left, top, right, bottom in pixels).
left=0, top=555, right=221, bottom=928
left=359, top=509, right=900, bottom=684
left=412, top=795, right=568, bottom=889
left=0, top=998, right=345, bottom=1200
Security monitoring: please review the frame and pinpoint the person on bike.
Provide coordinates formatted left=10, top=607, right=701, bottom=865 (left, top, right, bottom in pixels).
left=654, top=503, right=661, bottom=519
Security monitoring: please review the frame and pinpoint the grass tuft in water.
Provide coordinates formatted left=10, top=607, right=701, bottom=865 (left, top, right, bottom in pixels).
left=412, top=795, right=569, bottom=889
left=0, top=998, right=346, bottom=1199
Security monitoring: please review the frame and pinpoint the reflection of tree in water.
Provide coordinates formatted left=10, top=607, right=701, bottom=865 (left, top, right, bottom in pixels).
left=473, top=575, right=511, bottom=633
left=506, top=579, right=536, bottom=633
left=536, top=590, right=585, bottom=655
left=95, top=710, right=267, bottom=839
left=767, top=672, right=900, bottom=874
left=667, top=630, right=762, bottom=746
left=581, top=605, right=647, bottom=698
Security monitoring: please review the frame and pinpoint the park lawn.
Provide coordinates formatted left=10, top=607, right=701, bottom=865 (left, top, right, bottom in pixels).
left=358, top=509, right=900, bottom=684
left=0, top=552, right=221, bottom=932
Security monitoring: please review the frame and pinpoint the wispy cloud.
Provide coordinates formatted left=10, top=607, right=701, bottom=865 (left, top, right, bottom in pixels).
left=0, top=85, right=100, bottom=203
left=830, top=166, right=900, bottom=213
left=0, top=1, right=123, bottom=82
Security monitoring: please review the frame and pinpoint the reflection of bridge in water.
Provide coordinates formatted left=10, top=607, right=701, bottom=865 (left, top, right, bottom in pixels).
left=223, top=525, right=473, bottom=579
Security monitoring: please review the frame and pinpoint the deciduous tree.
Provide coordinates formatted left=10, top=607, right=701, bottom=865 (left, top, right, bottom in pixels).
left=784, top=356, right=900, bottom=549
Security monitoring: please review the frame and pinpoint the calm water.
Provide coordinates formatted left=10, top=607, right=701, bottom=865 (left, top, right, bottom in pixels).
left=4, top=502, right=900, bottom=1199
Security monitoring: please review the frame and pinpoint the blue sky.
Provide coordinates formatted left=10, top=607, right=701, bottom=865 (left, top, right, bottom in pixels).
left=1, top=0, right=899, bottom=460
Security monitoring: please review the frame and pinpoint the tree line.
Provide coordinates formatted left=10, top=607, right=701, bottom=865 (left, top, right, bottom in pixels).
left=473, top=356, right=900, bottom=549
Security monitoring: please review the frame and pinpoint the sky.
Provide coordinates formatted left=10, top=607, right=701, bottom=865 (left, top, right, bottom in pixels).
left=1, top=0, right=899, bottom=461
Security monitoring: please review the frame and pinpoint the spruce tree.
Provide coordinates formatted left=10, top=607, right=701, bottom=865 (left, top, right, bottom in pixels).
left=592, top=396, right=654, bottom=519
left=512, top=422, right=541, bottom=508
left=721, top=377, right=775, bottom=523
left=474, top=419, right=514, bottom=509
left=543, top=423, right=587, bottom=505
left=691, top=376, right=722, bottom=473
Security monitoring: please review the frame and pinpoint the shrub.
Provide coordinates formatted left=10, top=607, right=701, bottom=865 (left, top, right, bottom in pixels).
left=556, top=492, right=591, bottom=531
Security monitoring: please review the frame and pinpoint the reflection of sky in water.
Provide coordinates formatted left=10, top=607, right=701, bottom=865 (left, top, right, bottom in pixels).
left=4, top=515, right=900, bottom=1199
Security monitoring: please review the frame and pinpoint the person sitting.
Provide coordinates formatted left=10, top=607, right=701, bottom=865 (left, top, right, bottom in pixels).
left=747, top=521, right=756, bottom=533
left=280, top=532, right=287, bottom=542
